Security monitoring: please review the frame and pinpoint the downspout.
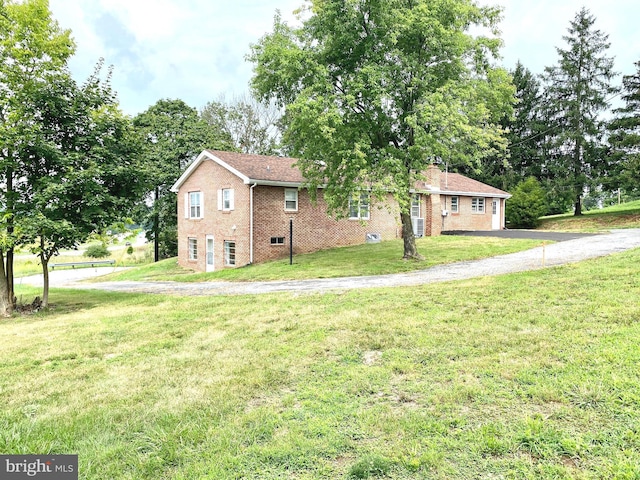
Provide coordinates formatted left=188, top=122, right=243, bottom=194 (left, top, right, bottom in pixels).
left=250, top=183, right=257, bottom=264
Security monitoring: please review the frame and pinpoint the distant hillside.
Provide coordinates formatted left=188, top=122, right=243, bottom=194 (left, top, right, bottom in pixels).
left=538, top=200, right=640, bottom=232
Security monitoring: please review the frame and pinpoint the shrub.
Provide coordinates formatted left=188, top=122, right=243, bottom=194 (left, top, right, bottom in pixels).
left=506, top=177, right=548, bottom=228
left=84, top=243, right=110, bottom=259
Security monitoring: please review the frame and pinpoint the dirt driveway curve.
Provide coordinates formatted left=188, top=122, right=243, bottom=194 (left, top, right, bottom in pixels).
left=46, top=228, right=640, bottom=296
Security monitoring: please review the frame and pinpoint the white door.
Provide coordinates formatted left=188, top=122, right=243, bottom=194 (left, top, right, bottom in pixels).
left=492, top=199, right=500, bottom=230
left=206, top=235, right=215, bottom=272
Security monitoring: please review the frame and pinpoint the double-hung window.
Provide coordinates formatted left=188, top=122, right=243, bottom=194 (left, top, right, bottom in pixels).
left=188, top=192, right=202, bottom=218
left=218, top=188, right=234, bottom=211
left=284, top=188, right=298, bottom=211
left=411, top=194, right=421, bottom=218
left=450, top=196, right=459, bottom=213
left=471, top=197, right=485, bottom=214
left=349, top=193, right=370, bottom=220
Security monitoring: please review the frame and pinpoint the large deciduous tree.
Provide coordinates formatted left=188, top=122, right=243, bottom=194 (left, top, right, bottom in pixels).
left=543, top=8, right=617, bottom=216
left=201, top=93, right=281, bottom=155
left=133, top=99, right=231, bottom=260
left=0, top=0, right=75, bottom=314
left=249, top=0, right=514, bottom=259
left=0, top=0, right=146, bottom=314
left=20, top=64, right=145, bottom=308
left=608, top=60, right=640, bottom=199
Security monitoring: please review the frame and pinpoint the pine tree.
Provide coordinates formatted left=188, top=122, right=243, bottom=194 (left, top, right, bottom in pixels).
left=543, top=8, right=617, bottom=215
left=608, top=61, right=640, bottom=199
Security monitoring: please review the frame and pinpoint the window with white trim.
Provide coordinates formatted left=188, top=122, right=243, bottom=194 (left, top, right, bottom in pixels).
left=284, top=188, right=298, bottom=211
left=411, top=194, right=421, bottom=218
left=188, top=192, right=202, bottom=218
left=471, top=197, right=485, bottom=213
left=271, top=237, right=285, bottom=245
left=224, top=241, right=236, bottom=266
left=349, top=193, right=370, bottom=220
left=188, top=237, right=198, bottom=260
left=218, top=188, right=234, bottom=211
left=451, top=196, right=459, bottom=213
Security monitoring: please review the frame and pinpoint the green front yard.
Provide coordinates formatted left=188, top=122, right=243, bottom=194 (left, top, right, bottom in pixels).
left=2, top=247, right=639, bottom=478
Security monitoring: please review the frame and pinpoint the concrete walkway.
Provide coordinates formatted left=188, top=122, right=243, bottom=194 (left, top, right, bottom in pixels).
left=20, top=228, right=640, bottom=297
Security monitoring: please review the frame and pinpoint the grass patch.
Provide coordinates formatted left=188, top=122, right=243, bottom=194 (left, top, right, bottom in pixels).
left=539, top=200, right=640, bottom=232
left=99, top=236, right=546, bottom=283
left=13, top=244, right=154, bottom=278
left=2, top=248, right=640, bottom=478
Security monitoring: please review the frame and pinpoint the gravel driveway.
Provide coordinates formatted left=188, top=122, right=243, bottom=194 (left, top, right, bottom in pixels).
left=34, top=228, right=639, bottom=296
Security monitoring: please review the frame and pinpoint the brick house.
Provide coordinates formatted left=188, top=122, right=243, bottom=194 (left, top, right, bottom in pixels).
left=171, top=150, right=510, bottom=272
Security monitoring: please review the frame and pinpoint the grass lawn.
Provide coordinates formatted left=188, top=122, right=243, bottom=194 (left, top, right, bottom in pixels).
left=98, top=236, right=546, bottom=283
left=13, top=244, right=154, bottom=278
left=2, top=248, right=639, bottom=478
left=538, top=200, right=640, bottom=232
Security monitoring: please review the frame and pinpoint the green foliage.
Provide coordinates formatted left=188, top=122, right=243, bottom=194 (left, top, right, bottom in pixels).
left=543, top=8, right=617, bottom=216
left=200, top=93, right=281, bottom=155
left=608, top=60, right=640, bottom=197
left=249, top=0, right=515, bottom=258
left=84, top=243, right=110, bottom=259
left=506, top=177, right=548, bottom=228
left=133, top=99, right=232, bottom=259
left=0, top=0, right=147, bottom=311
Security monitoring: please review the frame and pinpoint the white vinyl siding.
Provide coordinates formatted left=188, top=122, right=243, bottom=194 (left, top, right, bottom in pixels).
left=218, top=188, right=234, bottom=211
left=471, top=197, right=485, bottom=214
left=349, top=193, right=370, bottom=220
left=284, top=188, right=298, bottom=211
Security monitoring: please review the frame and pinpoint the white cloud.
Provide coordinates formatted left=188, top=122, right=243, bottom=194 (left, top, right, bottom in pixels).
left=49, top=0, right=639, bottom=116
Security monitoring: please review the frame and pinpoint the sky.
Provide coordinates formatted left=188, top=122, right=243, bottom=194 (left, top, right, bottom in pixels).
left=48, top=0, right=640, bottom=117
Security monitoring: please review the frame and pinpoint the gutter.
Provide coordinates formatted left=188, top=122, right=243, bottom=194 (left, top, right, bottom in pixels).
left=250, top=183, right=257, bottom=264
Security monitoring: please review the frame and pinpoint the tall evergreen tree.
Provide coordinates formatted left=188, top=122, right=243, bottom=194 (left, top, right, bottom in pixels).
left=608, top=60, right=640, bottom=199
left=465, top=62, right=547, bottom=193
left=542, top=7, right=617, bottom=215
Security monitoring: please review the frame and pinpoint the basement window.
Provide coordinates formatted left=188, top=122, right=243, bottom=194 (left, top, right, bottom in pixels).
left=224, top=241, right=236, bottom=266
left=271, top=237, right=285, bottom=245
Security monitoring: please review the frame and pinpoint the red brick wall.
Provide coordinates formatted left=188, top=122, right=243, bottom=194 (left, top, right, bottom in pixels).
left=177, top=159, right=403, bottom=271
left=253, top=187, right=401, bottom=264
left=440, top=195, right=501, bottom=231
left=176, top=159, right=505, bottom=271
left=177, top=160, right=251, bottom=271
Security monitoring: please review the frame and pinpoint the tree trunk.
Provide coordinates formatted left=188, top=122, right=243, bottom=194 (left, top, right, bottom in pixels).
left=0, top=250, right=13, bottom=316
left=7, top=248, right=15, bottom=308
left=40, top=254, right=50, bottom=308
left=400, top=211, right=422, bottom=260
left=154, top=185, right=160, bottom=262
left=574, top=193, right=583, bottom=216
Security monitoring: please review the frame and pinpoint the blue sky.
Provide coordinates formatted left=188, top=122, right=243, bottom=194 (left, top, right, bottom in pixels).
left=48, top=0, right=640, bottom=117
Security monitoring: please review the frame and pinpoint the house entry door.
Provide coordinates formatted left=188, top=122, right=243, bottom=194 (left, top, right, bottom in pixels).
left=206, top=235, right=215, bottom=272
left=491, top=199, right=500, bottom=230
